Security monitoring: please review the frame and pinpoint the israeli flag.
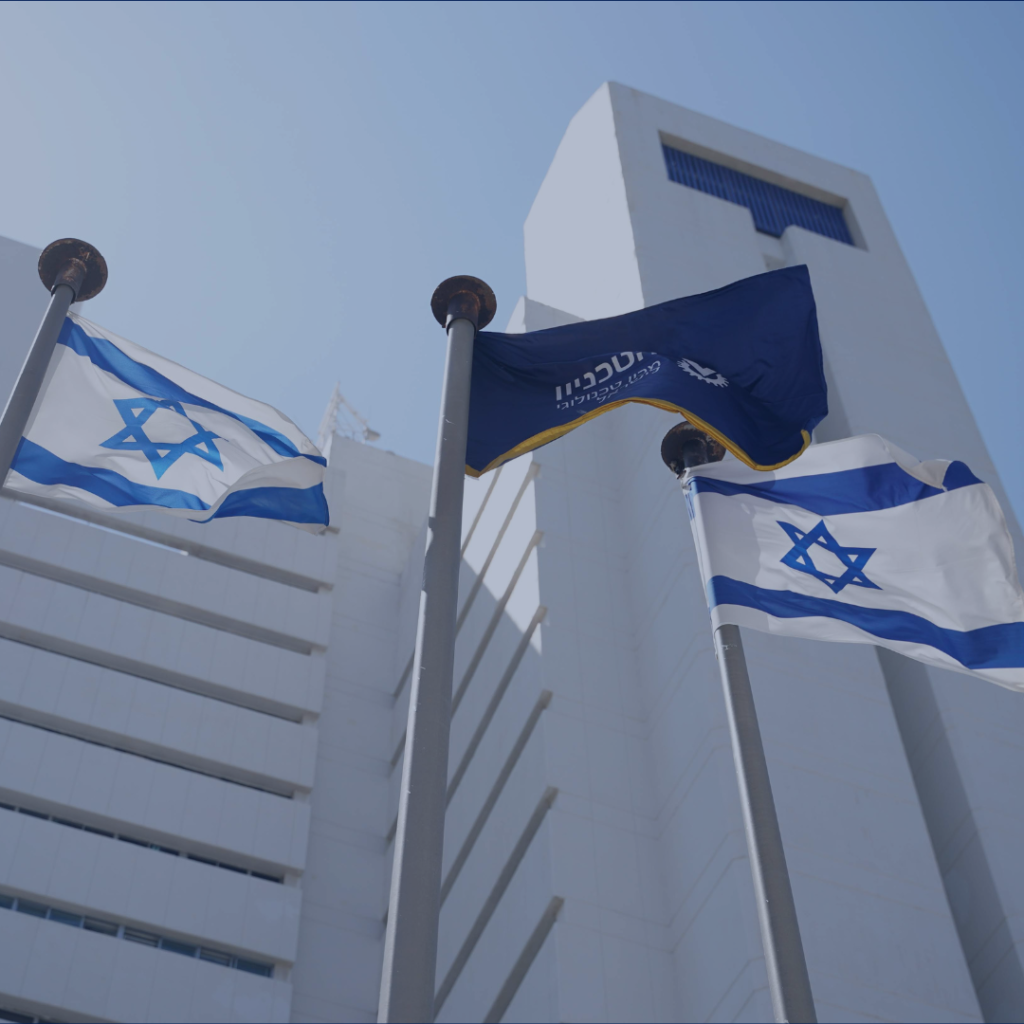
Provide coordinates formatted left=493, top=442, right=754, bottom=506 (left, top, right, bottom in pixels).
left=5, top=314, right=329, bottom=532
left=687, top=435, right=1024, bottom=690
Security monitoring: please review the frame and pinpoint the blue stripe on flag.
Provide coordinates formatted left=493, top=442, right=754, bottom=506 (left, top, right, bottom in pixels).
left=201, top=484, right=329, bottom=525
left=689, top=461, right=978, bottom=515
left=13, top=438, right=210, bottom=510
left=11, top=439, right=329, bottom=525
left=58, top=320, right=327, bottom=467
left=708, top=575, right=1024, bottom=670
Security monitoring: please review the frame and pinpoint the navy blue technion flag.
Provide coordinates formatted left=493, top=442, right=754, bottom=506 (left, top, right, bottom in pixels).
left=466, top=265, right=827, bottom=477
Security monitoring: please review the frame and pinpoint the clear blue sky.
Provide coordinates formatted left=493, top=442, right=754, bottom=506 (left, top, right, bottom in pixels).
left=1, top=2, right=1021, bottom=514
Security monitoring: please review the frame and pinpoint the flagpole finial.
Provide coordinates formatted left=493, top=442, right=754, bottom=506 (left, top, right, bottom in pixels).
left=661, top=421, right=726, bottom=475
left=38, top=238, right=108, bottom=303
left=431, top=276, right=496, bottom=330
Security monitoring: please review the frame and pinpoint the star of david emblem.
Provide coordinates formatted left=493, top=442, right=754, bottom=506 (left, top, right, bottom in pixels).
left=777, top=519, right=881, bottom=594
left=101, top=398, right=223, bottom=480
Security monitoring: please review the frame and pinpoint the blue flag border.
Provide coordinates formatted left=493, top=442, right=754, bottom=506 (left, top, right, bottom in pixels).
left=11, top=438, right=330, bottom=526
left=708, top=575, right=1024, bottom=670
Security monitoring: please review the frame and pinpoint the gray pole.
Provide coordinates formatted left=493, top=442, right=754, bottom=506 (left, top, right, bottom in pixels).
left=378, top=276, right=496, bottom=1024
left=0, top=238, right=108, bottom=483
left=662, top=423, right=816, bottom=1024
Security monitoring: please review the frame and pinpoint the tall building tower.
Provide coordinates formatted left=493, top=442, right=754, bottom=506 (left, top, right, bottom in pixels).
left=0, top=82, right=1021, bottom=1024
left=421, top=82, right=1024, bottom=1024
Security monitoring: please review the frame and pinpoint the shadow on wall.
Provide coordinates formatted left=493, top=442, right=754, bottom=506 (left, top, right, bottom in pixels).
left=386, top=555, right=556, bottom=1024
left=879, top=647, right=1024, bottom=1022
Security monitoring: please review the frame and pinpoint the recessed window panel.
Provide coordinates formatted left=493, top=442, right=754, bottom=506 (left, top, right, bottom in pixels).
left=161, top=938, right=199, bottom=958
left=236, top=958, right=274, bottom=978
left=0, top=889, right=272, bottom=977
left=662, top=145, right=854, bottom=245
left=15, top=901, right=47, bottom=918
left=48, top=909, right=84, bottom=927
left=0, top=1009, right=34, bottom=1023
left=251, top=871, right=283, bottom=884
left=83, top=917, right=119, bottom=936
left=82, top=825, right=115, bottom=838
left=0, top=804, right=281, bottom=883
left=199, top=948, right=232, bottom=966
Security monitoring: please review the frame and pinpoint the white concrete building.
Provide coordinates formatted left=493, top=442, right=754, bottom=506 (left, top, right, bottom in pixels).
left=0, top=81, right=1022, bottom=1024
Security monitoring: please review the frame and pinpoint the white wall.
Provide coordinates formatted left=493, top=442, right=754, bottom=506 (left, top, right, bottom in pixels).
left=4, top=78, right=1022, bottom=1024
left=0, top=234, right=335, bottom=1024
left=288, top=438, right=431, bottom=1024
left=508, top=81, right=999, bottom=1023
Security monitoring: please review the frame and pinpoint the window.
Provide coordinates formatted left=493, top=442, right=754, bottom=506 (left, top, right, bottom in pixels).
left=83, top=917, right=119, bottom=936
left=47, top=909, right=83, bottom=927
left=0, top=890, right=274, bottom=979
left=0, top=1008, right=66, bottom=1023
left=662, top=144, right=854, bottom=245
left=0, top=803, right=282, bottom=883
left=200, top=948, right=232, bottom=967
left=14, top=901, right=47, bottom=919
left=236, top=959, right=275, bottom=978
left=124, top=928, right=160, bottom=947
left=160, top=939, right=199, bottom=958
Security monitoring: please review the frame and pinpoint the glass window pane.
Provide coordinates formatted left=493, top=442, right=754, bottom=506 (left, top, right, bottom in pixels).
left=0, top=1009, right=35, bottom=1022
left=124, top=928, right=160, bottom=947
left=663, top=145, right=854, bottom=246
left=199, top=948, right=232, bottom=966
left=17, top=808, right=46, bottom=820
left=160, top=938, right=198, bottom=957
left=48, top=908, right=84, bottom=927
left=186, top=854, right=217, bottom=866
left=83, top=826, right=115, bottom=838
left=83, top=917, right=119, bottom=936
left=251, top=872, right=283, bottom=884
left=15, top=900, right=47, bottom=918
left=0, top=895, right=14, bottom=909
left=235, top=959, right=273, bottom=977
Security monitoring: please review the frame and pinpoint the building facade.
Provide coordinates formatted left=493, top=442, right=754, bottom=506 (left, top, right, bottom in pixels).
left=0, top=82, right=1022, bottom=1024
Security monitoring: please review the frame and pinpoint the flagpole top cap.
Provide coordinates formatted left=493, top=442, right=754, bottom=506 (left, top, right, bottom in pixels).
left=431, top=276, right=496, bottom=330
left=38, top=238, right=108, bottom=302
left=661, top=421, right=726, bottom=476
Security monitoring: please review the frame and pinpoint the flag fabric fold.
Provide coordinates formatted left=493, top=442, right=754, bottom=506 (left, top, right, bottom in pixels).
left=466, top=265, right=827, bottom=476
left=686, top=434, right=1024, bottom=690
left=6, top=313, right=329, bottom=531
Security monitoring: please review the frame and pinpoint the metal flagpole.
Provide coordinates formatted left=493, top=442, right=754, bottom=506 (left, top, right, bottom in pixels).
left=662, top=423, right=817, bottom=1024
left=378, top=276, right=496, bottom=1024
left=0, top=238, right=108, bottom=483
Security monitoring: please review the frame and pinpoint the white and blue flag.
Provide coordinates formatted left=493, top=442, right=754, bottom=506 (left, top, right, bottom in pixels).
left=6, top=313, right=329, bottom=532
left=687, top=434, right=1024, bottom=690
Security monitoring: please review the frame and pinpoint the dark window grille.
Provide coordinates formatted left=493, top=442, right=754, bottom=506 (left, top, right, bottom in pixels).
left=662, top=145, right=854, bottom=245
